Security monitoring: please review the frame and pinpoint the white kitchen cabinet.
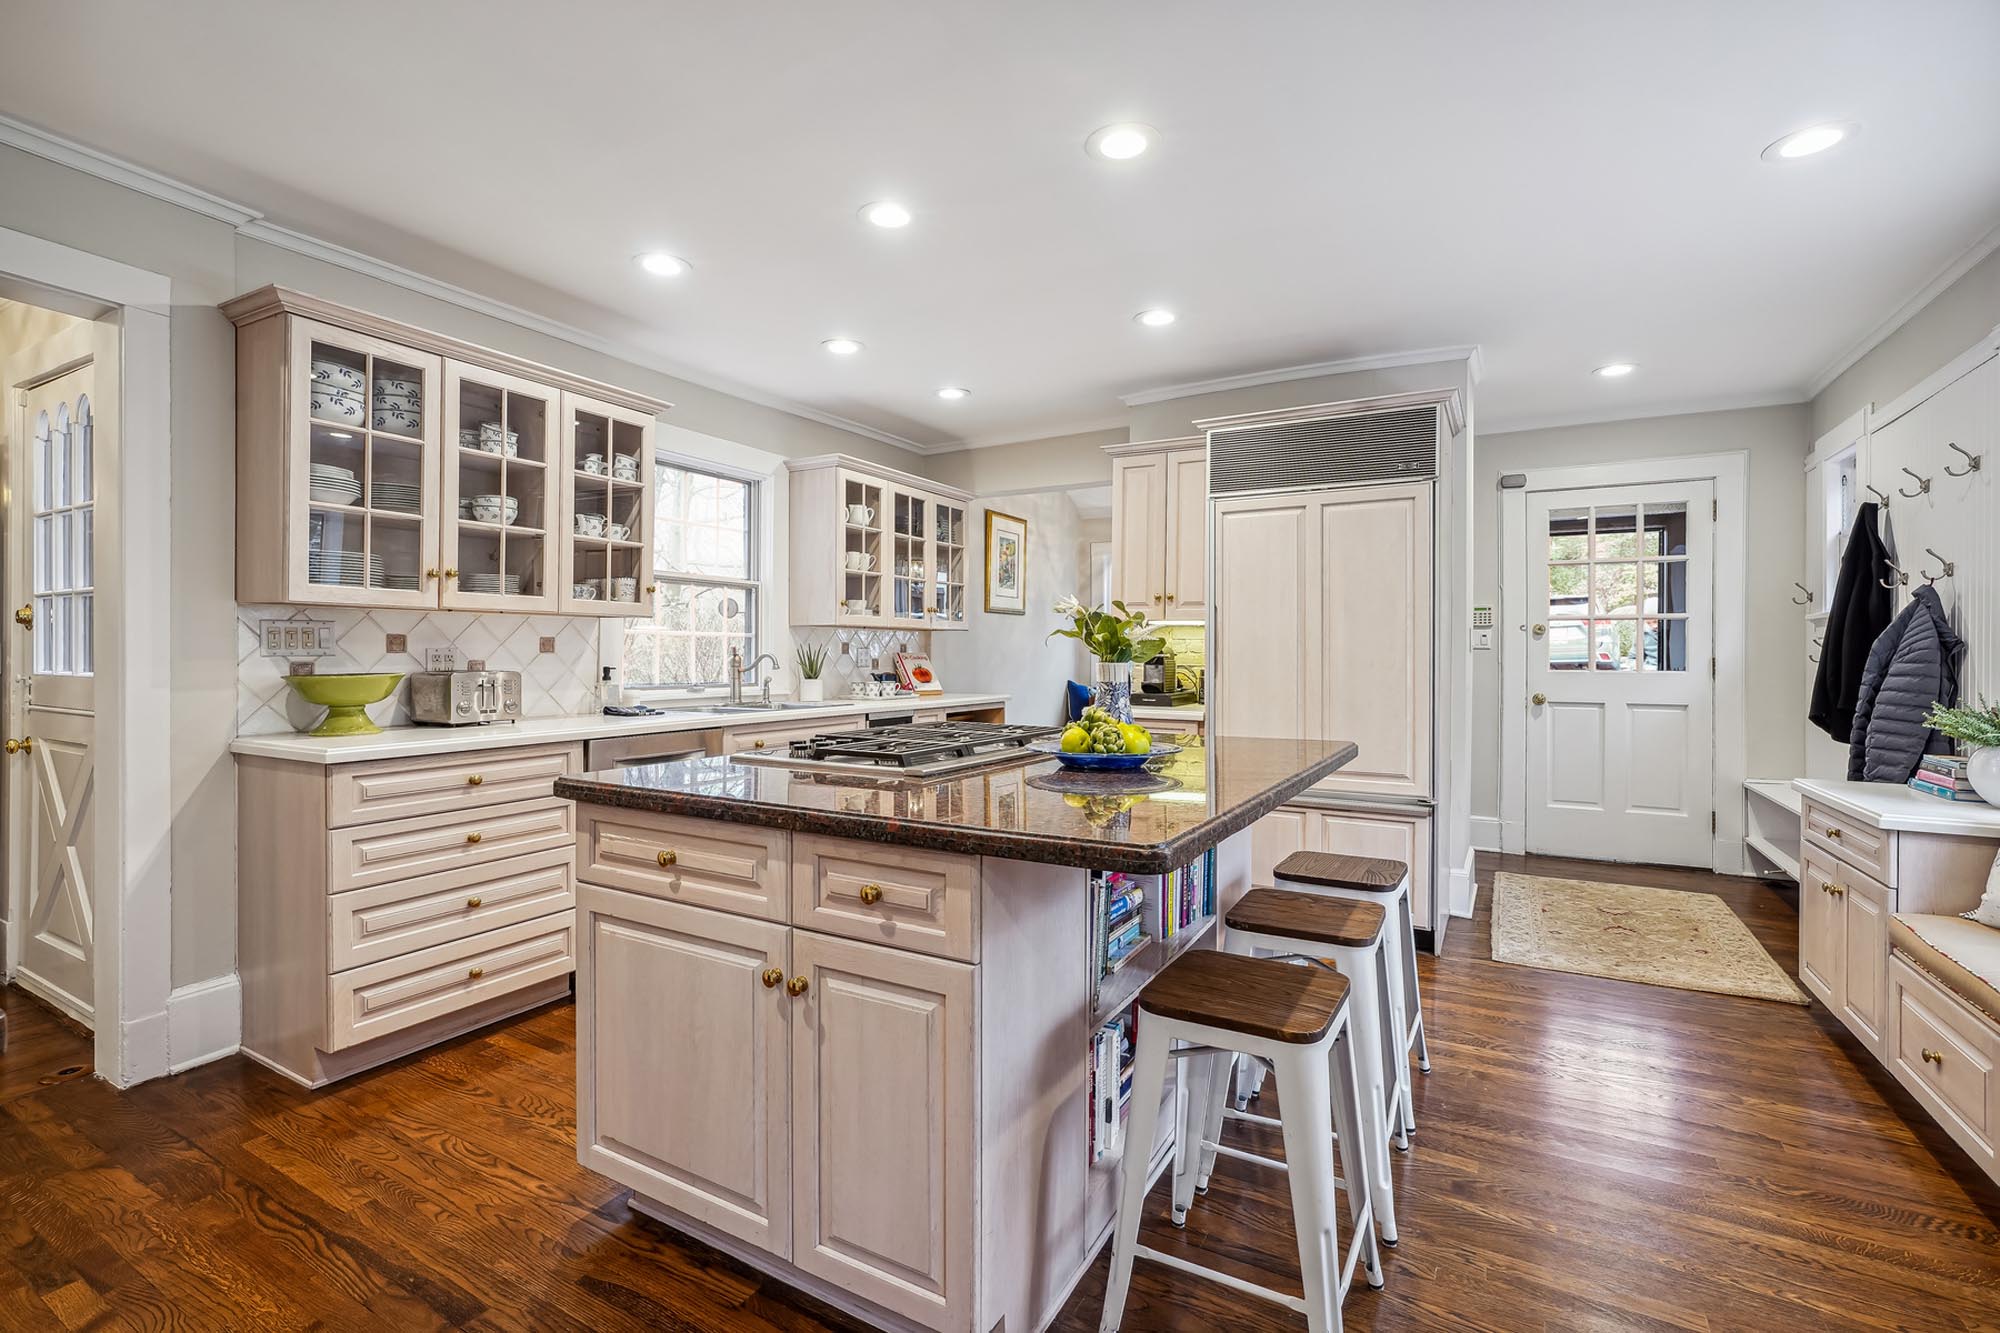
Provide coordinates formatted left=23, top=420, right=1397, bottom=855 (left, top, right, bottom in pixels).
left=1106, top=437, right=1206, bottom=619
left=1248, top=801, right=1436, bottom=933
left=786, top=455, right=972, bottom=629
left=225, top=286, right=670, bottom=616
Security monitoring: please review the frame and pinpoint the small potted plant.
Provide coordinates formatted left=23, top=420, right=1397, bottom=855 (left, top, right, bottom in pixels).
left=1048, top=596, right=1164, bottom=723
left=795, top=640, right=829, bottom=703
left=1923, top=698, right=2000, bottom=803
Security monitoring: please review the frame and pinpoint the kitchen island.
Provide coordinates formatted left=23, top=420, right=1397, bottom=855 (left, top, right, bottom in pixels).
left=556, top=731, right=1356, bottom=1333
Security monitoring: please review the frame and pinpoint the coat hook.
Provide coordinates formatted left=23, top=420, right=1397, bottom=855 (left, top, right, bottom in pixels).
left=1944, top=441, right=1983, bottom=478
left=1921, top=547, right=1955, bottom=583
left=1865, top=484, right=1891, bottom=507
left=1897, top=466, right=1931, bottom=499
left=1879, top=558, right=1908, bottom=591
left=1790, top=581, right=1814, bottom=606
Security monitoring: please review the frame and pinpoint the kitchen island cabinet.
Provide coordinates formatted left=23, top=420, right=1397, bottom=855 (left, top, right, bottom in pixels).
left=558, top=733, right=1356, bottom=1333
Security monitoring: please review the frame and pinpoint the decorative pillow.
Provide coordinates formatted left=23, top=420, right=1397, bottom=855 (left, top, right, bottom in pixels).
left=1966, top=847, right=2000, bottom=929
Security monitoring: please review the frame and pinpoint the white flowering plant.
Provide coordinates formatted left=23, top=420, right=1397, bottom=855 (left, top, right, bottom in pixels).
left=1047, top=595, right=1165, bottom=664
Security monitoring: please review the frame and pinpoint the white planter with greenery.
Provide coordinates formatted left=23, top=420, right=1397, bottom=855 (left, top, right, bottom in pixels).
left=796, top=641, right=828, bottom=704
left=1923, top=700, right=2000, bottom=803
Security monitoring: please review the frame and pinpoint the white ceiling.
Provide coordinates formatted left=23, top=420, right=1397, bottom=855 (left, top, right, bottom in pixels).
left=4, top=1, right=1998, bottom=449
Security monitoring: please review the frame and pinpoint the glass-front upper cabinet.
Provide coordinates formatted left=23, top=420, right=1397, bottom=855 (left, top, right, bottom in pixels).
left=287, top=317, right=442, bottom=609
left=839, top=470, right=887, bottom=620
left=441, top=362, right=558, bottom=611
left=558, top=391, right=655, bottom=616
left=890, top=487, right=930, bottom=625
left=931, top=499, right=968, bottom=626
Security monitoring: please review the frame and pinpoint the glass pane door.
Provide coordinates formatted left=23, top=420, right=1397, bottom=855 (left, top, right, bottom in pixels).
left=448, top=365, right=555, bottom=607
left=30, top=393, right=93, bottom=679
left=932, top=501, right=967, bottom=625
left=840, top=472, right=886, bottom=620
left=891, top=489, right=929, bottom=623
left=565, top=404, right=650, bottom=610
left=305, top=334, right=430, bottom=597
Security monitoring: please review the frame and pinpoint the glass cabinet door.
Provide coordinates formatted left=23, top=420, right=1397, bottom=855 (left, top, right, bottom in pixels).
left=559, top=392, right=655, bottom=615
left=838, top=470, right=886, bottom=621
left=890, top=488, right=930, bottom=624
left=931, top=499, right=968, bottom=626
left=440, top=361, right=558, bottom=611
left=292, top=317, right=441, bottom=608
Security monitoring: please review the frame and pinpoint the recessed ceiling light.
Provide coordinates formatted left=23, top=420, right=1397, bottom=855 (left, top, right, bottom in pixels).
left=936, top=386, right=970, bottom=401
left=821, top=337, right=864, bottom=356
left=635, top=251, right=688, bottom=277
left=1135, top=309, right=1177, bottom=328
left=1594, top=362, right=1637, bottom=379
left=1761, top=122, right=1855, bottom=163
left=861, top=201, right=912, bottom=229
left=1086, top=123, right=1158, bottom=161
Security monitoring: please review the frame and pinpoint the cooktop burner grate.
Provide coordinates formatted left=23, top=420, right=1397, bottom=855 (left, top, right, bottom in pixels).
left=801, top=721, right=1063, bottom=767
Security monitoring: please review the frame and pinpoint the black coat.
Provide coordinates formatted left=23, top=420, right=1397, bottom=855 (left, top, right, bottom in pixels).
left=1809, top=502, right=1893, bottom=741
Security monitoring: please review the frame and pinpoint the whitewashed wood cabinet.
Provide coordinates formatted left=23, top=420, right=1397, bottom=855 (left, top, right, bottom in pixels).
left=786, top=454, right=972, bottom=629
left=1248, top=801, right=1435, bottom=936
left=225, top=286, right=668, bottom=616
left=1106, top=437, right=1207, bottom=618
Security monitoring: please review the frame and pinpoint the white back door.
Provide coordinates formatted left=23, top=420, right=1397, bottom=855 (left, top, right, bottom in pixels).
left=1526, top=482, right=1714, bottom=866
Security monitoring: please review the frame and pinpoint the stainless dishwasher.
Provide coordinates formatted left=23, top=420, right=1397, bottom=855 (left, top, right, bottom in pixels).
left=584, top=732, right=710, bottom=774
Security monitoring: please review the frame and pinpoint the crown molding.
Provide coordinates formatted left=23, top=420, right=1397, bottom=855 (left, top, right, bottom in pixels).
left=1117, top=344, right=1483, bottom=407
left=0, top=113, right=261, bottom=227
left=1804, top=219, right=2000, bottom=403
left=923, top=415, right=1131, bottom=455
left=1480, top=388, right=1806, bottom=437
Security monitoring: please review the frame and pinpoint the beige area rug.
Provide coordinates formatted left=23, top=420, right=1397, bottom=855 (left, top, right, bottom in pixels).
left=1491, top=873, right=1809, bottom=1004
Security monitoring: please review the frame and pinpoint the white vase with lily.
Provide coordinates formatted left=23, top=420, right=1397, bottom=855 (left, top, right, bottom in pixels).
left=1048, top=596, right=1164, bottom=724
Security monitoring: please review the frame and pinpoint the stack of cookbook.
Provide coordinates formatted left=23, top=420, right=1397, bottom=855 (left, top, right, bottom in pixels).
left=1910, top=754, right=1986, bottom=802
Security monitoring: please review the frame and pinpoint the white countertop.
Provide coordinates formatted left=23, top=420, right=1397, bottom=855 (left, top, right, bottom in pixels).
left=229, top=693, right=1011, bottom=765
left=1792, top=777, right=2000, bottom=835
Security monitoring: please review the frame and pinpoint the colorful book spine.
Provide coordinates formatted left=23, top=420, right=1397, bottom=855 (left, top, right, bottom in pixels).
left=1910, top=776, right=1987, bottom=803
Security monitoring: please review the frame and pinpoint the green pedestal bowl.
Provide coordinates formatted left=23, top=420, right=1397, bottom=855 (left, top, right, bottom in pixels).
left=284, top=672, right=404, bottom=737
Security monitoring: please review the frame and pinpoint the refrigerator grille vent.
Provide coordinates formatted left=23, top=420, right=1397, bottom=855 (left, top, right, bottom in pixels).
left=1208, top=404, right=1439, bottom=494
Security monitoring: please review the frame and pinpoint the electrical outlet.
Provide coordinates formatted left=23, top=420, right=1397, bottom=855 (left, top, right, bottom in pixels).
left=426, top=647, right=459, bottom=672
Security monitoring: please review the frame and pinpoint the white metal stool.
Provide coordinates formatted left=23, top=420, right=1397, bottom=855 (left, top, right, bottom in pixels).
left=1208, top=888, right=1405, bottom=1247
left=1271, top=852, right=1430, bottom=1134
left=1099, top=949, right=1382, bottom=1333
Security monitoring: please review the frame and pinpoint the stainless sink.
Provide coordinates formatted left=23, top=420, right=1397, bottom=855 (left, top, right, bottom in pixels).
left=676, top=702, right=838, bottom=714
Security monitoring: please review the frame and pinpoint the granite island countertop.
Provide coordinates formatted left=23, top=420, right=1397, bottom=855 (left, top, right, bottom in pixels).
left=554, top=734, right=1357, bottom=874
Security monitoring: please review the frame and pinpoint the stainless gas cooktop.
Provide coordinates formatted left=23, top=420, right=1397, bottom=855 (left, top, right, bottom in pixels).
left=732, top=720, right=1064, bottom=778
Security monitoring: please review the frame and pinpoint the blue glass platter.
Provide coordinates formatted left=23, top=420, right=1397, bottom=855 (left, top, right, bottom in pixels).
left=1026, top=739, right=1184, bottom=771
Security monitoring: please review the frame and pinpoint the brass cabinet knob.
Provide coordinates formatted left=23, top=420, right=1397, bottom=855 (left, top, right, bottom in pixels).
left=444, top=568, right=459, bottom=579
left=785, top=975, right=810, bottom=997
left=466, top=896, right=484, bottom=909
left=1531, top=693, right=1548, bottom=706
left=858, top=883, right=884, bottom=906
left=467, top=966, right=485, bottom=980
left=1921, top=1048, right=1943, bottom=1065
left=645, top=584, right=657, bottom=595
left=656, top=849, right=677, bottom=867
left=466, top=831, right=482, bottom=844
left=1826, top=827, right=1843, bottom=839
left=466, top=774, right=484, bottom=786
left=761, top=967, right=784, bottom=989
left=753, top=739, right=767, bottom=749
left=1827, top=883, right=1845, bottom=897
left=425, top=568, right=441, bottom=582
left=13, top=604, right=31, bottom=629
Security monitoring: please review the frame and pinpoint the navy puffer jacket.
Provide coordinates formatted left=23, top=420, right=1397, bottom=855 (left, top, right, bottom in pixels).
left=1847, top=585, right=1961, bottom=783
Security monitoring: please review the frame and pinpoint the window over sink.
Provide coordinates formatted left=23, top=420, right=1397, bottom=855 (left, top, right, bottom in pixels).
left=622, top=460, right=758, bottom=690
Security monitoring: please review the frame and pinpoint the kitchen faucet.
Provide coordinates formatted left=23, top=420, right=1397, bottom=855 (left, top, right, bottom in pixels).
left=730, top=647, right=782, bottom=705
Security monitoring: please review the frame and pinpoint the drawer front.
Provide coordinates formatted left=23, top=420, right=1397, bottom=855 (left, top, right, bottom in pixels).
left=578, top=806, right=788, bottom=920
left=718, top=716, right=863, bottom=755
left=1889, top=957, right=1996, bottom=1162
left=328, top=743, right=580, bottom=828
left=329, top=797, right=573, bottom=892
left=328, top=846, right=575, bottom=970
left=328, top=911, right=575, bottom=1051
left=791, top=834, right=977, bottom=961
left=1803, top=798, right=1894, bottom=885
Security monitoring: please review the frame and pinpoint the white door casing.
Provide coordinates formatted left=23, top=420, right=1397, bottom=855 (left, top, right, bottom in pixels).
left=1524, top=480, right=1715, bottom=866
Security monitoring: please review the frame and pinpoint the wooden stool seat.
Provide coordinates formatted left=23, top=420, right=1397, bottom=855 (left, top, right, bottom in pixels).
left=1228, top=888, right=1387, bottom=950
left=1139, top=948, right=1350, bottom=1045
left=1274, top=851, right=1407, bottom=893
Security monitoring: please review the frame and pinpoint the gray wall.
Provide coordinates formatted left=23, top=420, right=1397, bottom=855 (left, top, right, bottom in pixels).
left=1813, top=245, right=2000, bottom=438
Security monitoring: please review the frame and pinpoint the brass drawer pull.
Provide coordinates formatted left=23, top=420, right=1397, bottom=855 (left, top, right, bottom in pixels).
left=858, top=883, right=883, bottom=906
left=467, top=966, right=485, bottom=980
left=466, top=832, right=482, bottom=844
left=785, top=975, right=810, bottom=997
left=1825, top=826, right=1842, bottom=840
left=761, top=967, right=784, bottom=988
left=466, top=774, right=484, bottom=786
left=1827, top=884, right=1845, bottom=897
left=1921, top=1048, right=1943, bottom=1066
left=753, top=739, right=767, bottom=749
left=466, top=896, right=484, bottom=909
left=657, top=849, right=678, bottom=867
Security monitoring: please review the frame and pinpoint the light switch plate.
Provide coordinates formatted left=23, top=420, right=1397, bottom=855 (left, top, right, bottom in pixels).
left=260, top=616, right=335, bottom=658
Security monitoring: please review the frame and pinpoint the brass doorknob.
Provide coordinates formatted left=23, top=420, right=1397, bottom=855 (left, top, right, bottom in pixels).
left=761, top=967, right=784, bottom=989
left=3, top=739, right=15, bottom=755
left=13, top=604, right=31, bottom=629
left=785, top=975, right=810, bottom=997
left=858, top=883, right=883, bottom=906
left=1531, top=693, right=1547, bottom=706
left=466, top=831, right=482, bottom=844
left=6, top=737, right=31, bottom=755
left=466, top=774, right=483, bottom=786
left=656, top=849, right=677, bottom=867
left=467, top=966, right=485, bottom=980
left=1921, top=1048, right=1943, bottom=1065
left=1531, top=623, right=1545, bottom=637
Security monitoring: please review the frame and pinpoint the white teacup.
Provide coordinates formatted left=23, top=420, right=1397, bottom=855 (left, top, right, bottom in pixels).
left=580, top=453, right=606, bottom=476
left=571, top=583, right=599, bottom=600
left=607, top=522, right=632, bottom=541
left=610, top=577, right=638, bottom=600
left=845, top=504, right=874, bottom=525
left=844, top=598, right=868, bottom=614
left=573, top=512, right=607, bottom=537
left=844, top=551, right=875, bottom=571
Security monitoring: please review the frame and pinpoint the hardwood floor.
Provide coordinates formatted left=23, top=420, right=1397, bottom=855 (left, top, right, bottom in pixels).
left=2, top=853, right=1995, bottom=1331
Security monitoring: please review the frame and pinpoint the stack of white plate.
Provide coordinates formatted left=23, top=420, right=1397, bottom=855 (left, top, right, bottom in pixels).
left=309, top=463, right=362, bottom=506
left=461, top=573, right=523, bottom=595
left=372, top=480, right=422, bottom=513
left=373, top=376, right=423, bottom=434
left=375, top=571, right=422, bottom=591
left=308, top=551, right=384, bottom=587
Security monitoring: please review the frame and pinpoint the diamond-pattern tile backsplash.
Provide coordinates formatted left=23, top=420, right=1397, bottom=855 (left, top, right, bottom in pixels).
left=237, top=605, right=602, bottom=735
left=793, top=626, right=932, bottom=687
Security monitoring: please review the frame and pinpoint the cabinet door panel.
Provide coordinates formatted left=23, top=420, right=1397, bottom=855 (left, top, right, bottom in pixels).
left=576, top=887, right=791, bottom=1255
left=1314, top=483, right=1432, bottom=798
left=1797, top=848, right=1844, bottom=1009
left=1164, top=448, right=1208, bottom=619
left=1212, top=496, right=1317, bottom=739
left=1311, top=807, right=1434, bottom=932
left=440, top=360, right=561, bottom=612
left=1839, top=869, right=1891, bottom=1055
left=1110, top=455, right=1166, bottom=613
left=791, top=932, right=973, bottom=1332
left=1250, top=806, right=1315, bottom=889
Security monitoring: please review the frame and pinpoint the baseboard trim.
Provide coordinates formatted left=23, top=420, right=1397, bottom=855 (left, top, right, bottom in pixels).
left=1469, top=815, right=1502, bottom=852
left=167, top=974, right=242, bottom=1074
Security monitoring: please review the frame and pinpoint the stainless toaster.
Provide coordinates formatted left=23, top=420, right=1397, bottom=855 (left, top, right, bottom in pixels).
left=409, top=670, right=522, bottom=725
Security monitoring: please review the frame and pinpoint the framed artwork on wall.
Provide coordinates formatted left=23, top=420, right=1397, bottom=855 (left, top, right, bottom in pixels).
left=984, top=509, right=1028, bottom=615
